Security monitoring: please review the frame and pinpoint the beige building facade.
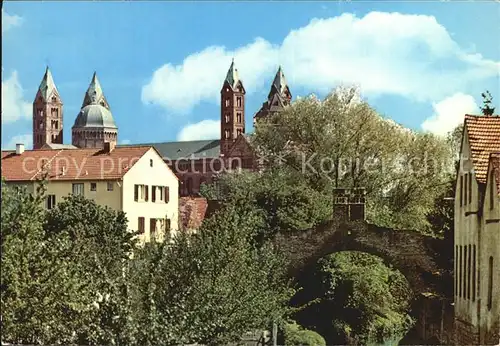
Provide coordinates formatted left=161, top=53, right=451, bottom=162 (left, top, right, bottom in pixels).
left=454, top=114, right=500, bottom=345
left=1, top=144, right=179, bottom=243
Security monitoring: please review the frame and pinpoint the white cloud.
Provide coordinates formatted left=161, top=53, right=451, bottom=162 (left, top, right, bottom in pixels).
left=1, top=70, right=32, bottom=124
left=421, top=93, right=479, bottom=136
left=2, top=10, right=23, bottom=33
left=120, top=139, right=131, bottom=145
left=177, top=119, right=220, bottom=141
left=142, top=12, right=499, bottom=114
left=6, top=134, right=32, bottom=150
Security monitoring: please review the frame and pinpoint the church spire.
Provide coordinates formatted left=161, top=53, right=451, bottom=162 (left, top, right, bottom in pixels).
left=269, top=65, right=291, bottom=102
left=224, top=58, right=240, bottom=90
left=81, top=72, right=110, bottom=110
left=37, top=66, right=59, bottom=101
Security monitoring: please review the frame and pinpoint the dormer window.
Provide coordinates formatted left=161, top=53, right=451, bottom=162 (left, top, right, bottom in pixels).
left=51, top=97, right=57, bottom=102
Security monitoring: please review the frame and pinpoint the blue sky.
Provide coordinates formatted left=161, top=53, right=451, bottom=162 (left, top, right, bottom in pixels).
left=2, top=1, right=499, bottom=149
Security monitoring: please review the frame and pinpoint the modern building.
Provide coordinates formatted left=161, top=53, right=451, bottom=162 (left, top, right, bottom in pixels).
left=454, top=113, right=500, bottom=345
left=1, top=143, right=179, bottom=243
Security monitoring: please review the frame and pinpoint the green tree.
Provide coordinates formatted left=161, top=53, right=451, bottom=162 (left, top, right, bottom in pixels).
left=201, top=168, right=332, bottom=241
left=299, top=251, right=413, bottom=345
left=252, top=86, right=453, bottom=232
left=128, top=206, right=294, bottom=345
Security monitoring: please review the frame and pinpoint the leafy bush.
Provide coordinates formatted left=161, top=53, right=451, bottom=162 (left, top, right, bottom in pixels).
left=283, top=322, right=326, bottom=346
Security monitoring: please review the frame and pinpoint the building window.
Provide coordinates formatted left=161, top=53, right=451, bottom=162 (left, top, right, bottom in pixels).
left=237, top=112, right=242, bottom=123
left=460, top=176, right=463, bottom=207
left=464, top=173, right=468, bottom=206
left=72, top=183, right=84, bottom=196
left=467, top=244, right=471, bottom=300
left=150, top=218, right=157, bottom=239
left=468, top=173, right=472, bottom=204
left=236, top=129, right=242, bottom=137
left=225, top=113, right=231, bottom=123
left=138, top=217, right=145, bottom=234
left=150, top=159, right=153, bottom=167
left=107, top=182, right=113, bottom=191
left=237, top=97, right=242, bottom=107
left=134, top=184, right=149, bottom=202
left=165, top=218, right=171, bottom=232
left=225, top=98, right=230, bottom=107
left=457, top=245, right=463, bottom=297
left=487, top=256, right=493, bottom=310
left=46, top=195, right=56, bottom=210
left=472, top=245, right=476, bottom=302
left=90, top=183, right=97, bottom=192
left=491, top=177, right=496, bottom=210
left=225, top=129, right=230, bottom=139
left=463, top=245, right=467, bottom=298
left=455, top=245, right=458, bottom=296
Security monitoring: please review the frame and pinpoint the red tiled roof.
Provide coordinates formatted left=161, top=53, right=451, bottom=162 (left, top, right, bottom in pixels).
left=489, top=153, right=500, bottom=196
left=464, top=115, right=500, bottom=184
left=1, top=146, right=152, bottom=181
left=179, top=197, right=208, bottom=230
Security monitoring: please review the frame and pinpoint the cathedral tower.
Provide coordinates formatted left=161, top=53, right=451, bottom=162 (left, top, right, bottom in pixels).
left=33, top=67, right=63, bottom=149
left=72, top=72, right=118, bottom=149
left=253, top=66, right=292, bottom=123
left=220, top=59, right=245, bottom=157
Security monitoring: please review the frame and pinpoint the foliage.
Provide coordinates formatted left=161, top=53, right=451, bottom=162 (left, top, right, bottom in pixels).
left=480, top=90, right=495, bottom=116
left=200, top=168, right=332, bottom=241
left=127, top=206, right=294, bottom=345
left=1, top=183, right=136, bottom=345
left=283, top=321, right=326, bottom=346
left=252, top=86, right=453, bottom=233
left=301, top=251, right=414, bottom=345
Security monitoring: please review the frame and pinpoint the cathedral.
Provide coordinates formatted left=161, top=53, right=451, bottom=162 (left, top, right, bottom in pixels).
left=31, top=61, right=292, bottom=195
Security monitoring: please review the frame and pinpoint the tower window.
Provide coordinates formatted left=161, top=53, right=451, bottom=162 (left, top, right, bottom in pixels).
left=225, top=129, right=230, bottom=139
left=237, top=112, right=242, bottom=123
left=225, top=99, right=230, bottom=107
left=237, top=97, right=242, bottom=107
left=51, top=108, right=58, bottom=117
left=237, top=129, right=242, bottom=137
left=225, top=114, right=230, bottom=123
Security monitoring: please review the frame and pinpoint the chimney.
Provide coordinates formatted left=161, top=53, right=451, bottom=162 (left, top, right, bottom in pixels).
left=103, top=141, right=115, bottom=153
left=15, top=143, right=25, bottom=155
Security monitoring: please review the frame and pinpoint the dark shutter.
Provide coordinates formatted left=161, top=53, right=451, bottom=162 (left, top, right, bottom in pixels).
left=138, top=217, right=145, bottom=234
left=145, top=185, right=149, bottom=201
left=134, top=185, right=138, bottom=201
left=165, top=186, right=169, bottom=203
left=152, top=185, right=156, bottom=202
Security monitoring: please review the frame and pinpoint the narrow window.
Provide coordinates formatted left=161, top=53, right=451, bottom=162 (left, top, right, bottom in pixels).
left=134, top=184, right=139, bottom=201
left=472, top=245, right=476, bottom=302
left=460, top=176, right=463, bottom=206
left=237, top=112, right=242, bottom=123
left=225, top=99, right=230, bottom=107
left=467, top=244, right=471, bottom=300
left=150, top=159, right=153, bottom=167
left=72, top=183, right=84, bottom=196
left=225, top=114, right=230, bottom=123
left=165, top=218, right=171, bottom=232
left=165, top=186, right=170, bottom=203
left=138, top=217, right=145, bottom=234
left=491, top=177, right=496, bottom=210
left=459, top=246, right=463, bottom=298
left=107, top=182, right=113, bottom=191
left=455, top=245, right=458, bottom=296
left=150, top=218, right=157, bottom=239
left=462, top=245, right=467, bottom=298
left=468, top=173, right=472, bottom=204
left=237, top=97, right=242, bottom=107
left=464, top=173, right=468, bottom=206
left=46, top=195, right=56, bottom=209
left=488, top=256, right=493, bottom=310
left=90, top=182, right=97, bottom=192
left=144, top=185, right=149, bottom=201
left=225, top=129, right=230, bottom=139
left=152, top=185, right=157, bottom=202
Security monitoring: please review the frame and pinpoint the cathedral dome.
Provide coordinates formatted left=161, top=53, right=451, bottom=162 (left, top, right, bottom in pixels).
left=73, top=104, right=117, bottom=129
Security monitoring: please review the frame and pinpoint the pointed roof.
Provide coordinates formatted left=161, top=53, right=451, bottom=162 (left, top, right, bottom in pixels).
left=272, top=66, right=288, bottom=95
left=37, top=67, right=60, bottom=102
left=224, top=59, right=241, bottom=90
left=81, top=72, right=110, bottom=110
